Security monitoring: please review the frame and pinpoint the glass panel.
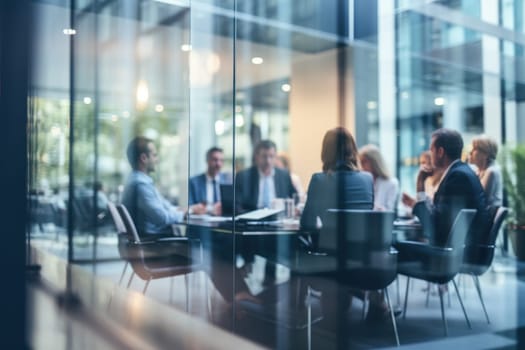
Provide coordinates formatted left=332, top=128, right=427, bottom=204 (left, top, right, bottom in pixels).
left=29, top=0, right=71, bottom=257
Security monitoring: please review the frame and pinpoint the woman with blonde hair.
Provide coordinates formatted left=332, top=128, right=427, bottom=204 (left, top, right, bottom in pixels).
left=469, top=135, right=503, bottom=206
left=418, top=150, right=443, bottom=200
left=358, top=144, right=399, bottom=211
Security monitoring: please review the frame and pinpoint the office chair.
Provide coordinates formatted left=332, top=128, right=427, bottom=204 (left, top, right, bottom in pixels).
left=396, top=209, right=476, bottom=336
left=460, top=206, right=508, bottom=324
left=116, top=204, right=201, bottom=311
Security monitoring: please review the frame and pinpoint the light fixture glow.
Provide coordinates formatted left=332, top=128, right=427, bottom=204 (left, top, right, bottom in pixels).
left=401, top=91, right=410, bottom=99
left=136, top=80, right=149, bottom=108
left=155, top=104, right=164, bottom=112
left=367, top=101, right=377, bottom=110
left=434, top=97, right=445, bottom=106
left=235, top=114, right=244, bottom=127
left=63, top=28, right=76, bottom=35
left=181, top=44, right=192, bottom=52
left=83, top=97, right=92, bottom=105
left=281, top=84, right=291, bottom=92
left=251, top=57, right=264, bottom=65
left=215, top=120, right=225, bottom=135
left=111, top=114, right=119, bottom=122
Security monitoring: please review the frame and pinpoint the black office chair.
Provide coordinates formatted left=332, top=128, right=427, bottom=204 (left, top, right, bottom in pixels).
left=396, top=209, right=477, bottom=336
left=292, top=210, right=400, bottom=347
left=116, top=204, right=201, bottom=310
left=460, top=206, right=508, bottom=324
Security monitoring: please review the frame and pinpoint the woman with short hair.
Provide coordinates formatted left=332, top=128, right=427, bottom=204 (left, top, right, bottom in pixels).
left=469, top=135, right=503, bottom=207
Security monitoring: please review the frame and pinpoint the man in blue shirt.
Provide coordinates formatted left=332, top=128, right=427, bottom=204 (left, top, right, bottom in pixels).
left=121, top=136, right=205, bottom=236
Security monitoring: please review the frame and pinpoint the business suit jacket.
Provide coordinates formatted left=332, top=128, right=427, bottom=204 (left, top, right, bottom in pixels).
left=188, top=172, right=232, bottom=205
left=235, top=166, right=296, bottom=213
left=413, top=161, right=491, bottom=247
left=300, top=170, right=374, bottom=232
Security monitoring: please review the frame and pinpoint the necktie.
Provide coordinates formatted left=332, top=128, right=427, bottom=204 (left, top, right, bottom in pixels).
left=212, top=179, right=218, bottom=203
left=262, top=176, right=271, bottom=208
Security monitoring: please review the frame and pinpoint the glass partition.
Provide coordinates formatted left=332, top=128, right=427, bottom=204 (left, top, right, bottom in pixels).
left=26, top=0, right=525, bottom=348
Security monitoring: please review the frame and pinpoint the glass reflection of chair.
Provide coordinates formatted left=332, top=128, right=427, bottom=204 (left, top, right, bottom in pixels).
left=459, top=206, right=508, bottom=324
left=106, top=201, right=131, bottom=287
left=115, top=203, right=203, bottom=311
left=297, top=209, right=400, bottom=347
left=397, top=209, right=477, bottom=336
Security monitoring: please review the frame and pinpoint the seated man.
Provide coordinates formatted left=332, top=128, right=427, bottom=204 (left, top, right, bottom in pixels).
left=121, top=136, right=205, bottom=236
left=188, top=146, right=231, bottom=216
left=402, top=128, right=490, bottom=248
left=235, top=139, right=297, bottom=213
left=235, top=140, right=297, bottom=285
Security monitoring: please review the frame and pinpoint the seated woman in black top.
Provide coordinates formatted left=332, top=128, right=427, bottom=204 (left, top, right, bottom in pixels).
left=300, top=126, right=374, bottom=232
left=300, top=127, right=394, bottom=323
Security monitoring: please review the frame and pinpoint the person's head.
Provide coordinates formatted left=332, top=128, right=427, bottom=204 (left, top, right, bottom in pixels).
left=254, top=140, right=277, bottom=175
left=470, top=135, right=498, bottom=170
left=358, top=144, right=390, bottom=179
left=419, top=151, right=432, bottom=168
left=321, top=127, right=359, bottom=172
left=206, top=146, right=224, bottom=177
left=126, top=136, right=157, bottom=173
left=430, top=128, right=463, bottom=169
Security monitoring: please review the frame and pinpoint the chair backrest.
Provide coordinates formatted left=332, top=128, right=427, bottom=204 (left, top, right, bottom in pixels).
left=445, top=209, right=477, bottom=249
left=107, top=201, right=126, bottom=235
left=319, top=209, right=397, bottom=289
left=117, top=204, right=141, bottom=243
left=463, top=206, right=508, bottom=268
left=488, top=206, right=508, bottom=245
left=320, top=209, right=395, bottom=265
left=320, top=209, right=395, bottom=252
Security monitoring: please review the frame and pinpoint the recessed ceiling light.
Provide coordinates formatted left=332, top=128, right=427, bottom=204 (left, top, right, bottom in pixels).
left=251, top=57, right=263, bottom=65
left=63, top=28, right=76, bottom=35
left=83, top=97, right=92, bottom=105
left=181, top=44, right=192, bottom=52
left=434, top=97, right=445, bottom=106
left=281, top=84, right=291, bottom=92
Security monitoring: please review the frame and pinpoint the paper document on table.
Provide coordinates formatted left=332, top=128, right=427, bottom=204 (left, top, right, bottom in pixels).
left=235, top=208, right=283, bottom=221
left=189, top=214, right=232, bottom=222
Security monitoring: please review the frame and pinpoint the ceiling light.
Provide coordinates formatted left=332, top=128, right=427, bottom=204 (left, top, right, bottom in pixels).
left=281, top=84, right=291, bottom=92
left=181, top=44, right=192, bottom=52
left=251, top=57, right=263, bottom=65
left=434, top=97, right=445, bottom=106
left=63, top=28, right=76, bottom=35
left=83, top=97, right=92, bottom=105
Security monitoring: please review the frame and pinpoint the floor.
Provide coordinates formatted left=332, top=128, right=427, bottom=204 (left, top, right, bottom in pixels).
left=29, top=234, right=525, bottom=349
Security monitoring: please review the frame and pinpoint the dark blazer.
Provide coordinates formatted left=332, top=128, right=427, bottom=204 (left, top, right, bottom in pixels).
left=300, top=170, right=374, bottom=231
left=188, top=172, right=232, bottom=205
left=413, top=160, right=491, bottom=247
left=235, top=166, right=296, bottom=213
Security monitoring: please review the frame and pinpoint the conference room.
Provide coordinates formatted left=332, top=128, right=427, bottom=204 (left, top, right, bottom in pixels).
left=21, top=1, right=525, bottom=349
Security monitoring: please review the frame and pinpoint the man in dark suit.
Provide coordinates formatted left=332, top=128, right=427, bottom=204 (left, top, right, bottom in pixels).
left=402, top=128, right=490, bottom=246
left=235, top=139, right=297, bottom=213
left=235, top=140, right=297, bottom=286
left=188, top=147, right=231, bottom=216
